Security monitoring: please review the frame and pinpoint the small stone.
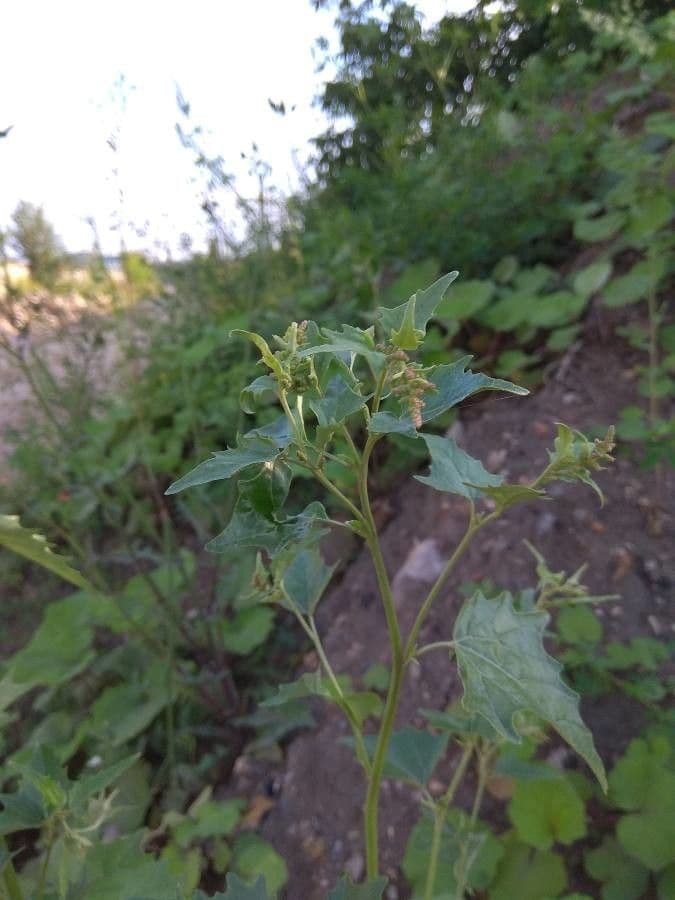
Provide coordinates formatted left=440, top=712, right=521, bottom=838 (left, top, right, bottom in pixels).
left=386, top=885, right=400, bottom=899
left=648, top=615, right=662, bottom=636
left=428, top=779, right=445, bottom=797
left=535, top=511, right=556, bottom=537
left=386, top=825, right=395, bottom=841
left=331, top=839, right=344, bottom=861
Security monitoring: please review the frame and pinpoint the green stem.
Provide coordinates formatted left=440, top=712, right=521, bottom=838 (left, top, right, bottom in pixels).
left=416, top=641, right=455, bottom=659
left=454, top=745, right=493, bottom=900
left=424, top=742, right=475, bottom=900
left=1, top=840, right=24, bottom=900
left=405, top=508, right=494, bottom=662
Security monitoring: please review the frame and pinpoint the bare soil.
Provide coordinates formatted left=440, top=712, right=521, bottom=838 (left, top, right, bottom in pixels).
left=227, top=313, right=674, bottom=899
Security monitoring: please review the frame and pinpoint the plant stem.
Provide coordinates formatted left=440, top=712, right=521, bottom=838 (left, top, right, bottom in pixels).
left=0, top=840, right=24, bottom=900
left=424, top=742, right=475, bottom=900
left=454, top=745, right=494, bottom=900
left=405, top=508, right=495, bottom=662
left=415, top=641, right=455, bottom=659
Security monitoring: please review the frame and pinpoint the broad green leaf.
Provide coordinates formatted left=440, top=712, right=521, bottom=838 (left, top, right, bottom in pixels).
left=328, top=875, right=388, bottom=899
left=415, top=434, right=502, bottom=499
left=309, top=375, right=368, bottom=426
left=584, top=837, right=649, bottom=900
left=207, top=498, right=327, bottom=556
left=377, top=271, right=459, bottom=339
left=280, top=548, right=337, bottom=616
left=74, top=833, right=177, bottom=900
left=6, top=593, right=97, bottom=691
left=231, top=833, right=288, bottom=895
left=240, top=375, right=277, bottom=413
left=385, top=727, right=448, bottom=786
left=368, top=357, right=526, bottom=435
left=573, top=261, right=612, bottom=298
left=574, top=212, right=625, bottom=242
left=166, top=435, right=283, bottom=495
left=514, top=264, right=554, bottom=294
left=489, top=833, right=567, bottom=900
left=658, top=865, right=675, bottom=900
left=529, top=291, right=587, bottom=328
left=627, top=196, right=673, bottom=241
left=508, top=778, right=586, bottom=850
left=421, top=358, right=527, bottom=423
left=453, top=591, right=606, bottom=790
left=0, top=514, right=91, bottom=590
left=435, top=279, right=495, bottom=320
left=390, top=295, right=424, bottom=349
left=0, top=784, right=47, bottom=835
left=557, top=607, right=603, bottom=645
left=85, top=669, right=174, bottom=747
left=222, top=607, right=275, bottom=655
left=603, top=270, right=652, bottom=307
left=362, top=663, right=389, bottom=692
left=238, top=464, right=292, bottom=521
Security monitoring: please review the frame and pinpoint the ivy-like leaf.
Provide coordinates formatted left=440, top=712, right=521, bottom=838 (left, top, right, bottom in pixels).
left=166, top=435, right=284, bottom=495
left=280, top=548, right=337, bottom=616
left=508, top=778, right=586, bottom=850
left=0, top=514, right=92, bottom=590
left=584, top=837, right=649, bottom=900
left=489, top=832, right=568, bottom=900
left=377, top=271, right=459, bottom=339
left=453, top=591, right=606, bottom=790
left=327, top=875, right=388, bottom=899
left=415, top=434, right=502, bottom=499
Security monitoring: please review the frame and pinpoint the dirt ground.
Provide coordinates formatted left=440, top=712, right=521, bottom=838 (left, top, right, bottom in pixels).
left=225, top=312, right=674, bottom=899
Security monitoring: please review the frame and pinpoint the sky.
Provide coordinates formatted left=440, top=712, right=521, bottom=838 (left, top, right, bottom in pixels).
left=0, top=0, right=475, bottom=257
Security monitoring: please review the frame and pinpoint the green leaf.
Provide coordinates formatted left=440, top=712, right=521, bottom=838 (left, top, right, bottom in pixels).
left=309, top=375, right=367, bottom=426
left=328, top=875, right=388, bottom=899
left=509, top=778, right=586, bottom=850
left=658, top=865, right=675, bottom=900
left=574, top=212, right=625, bottom=242
left=603, top=270, right=652, bottom=308
left=421, top=705, right=500, bottom=741
left=584, top=837, right=649, bottom=900
left=362, top=663, right=389, bottom=692
left=231, top=833, right=288, bottom=895
left=385, top=727, right=448, bottom=786
left=489, top=833, right=567, bottom=900
left=298, top=324, right=384, bottom=365
left=166, top=434, right=284, bottom=495
left=573, top=261, right=612, bottom=298
left=557, top=607, right=603, bottom=645
left=260, top=671, right=332, bottom=708
left=415, top=434, right=502, bottom=499
left=453, top=591, right=606, bottom=790
left=403, top=811, right=503, bottom=897
left=231, top=329, right=286, bottom=382
left=492, top=256, right=519, bottom=284
left=174, top=798, right=244, bottom=847
left=368, top=411, right=419, bottom=438
left=627, top=196, right=673, bottom=241
left=207, top=497, right=327, bottom=556
left=435, top=279, right=495, bottom=320
left=85, top=665, right=174, bottom=746
left=280, top=548, right=336, bottom=616
left=78, top=833, right=177, bottom=900
left=194, top=874, right=272, bottom=899
left=240, top=375, right=277, bottom=413
left=368, top=357, right=526, bottom=435
left=478, top=483, right=547, bottom=513
left=0, top=514, right=92, bottom=590
left=222, top=607, right=275, bottom=655
left=0, top=784, right=47, bottom=835
left=69, top=754, right=139, bottom=813
left=421, top=357, right=527, bottom=423
left=377, top=271, right=459, bottom=340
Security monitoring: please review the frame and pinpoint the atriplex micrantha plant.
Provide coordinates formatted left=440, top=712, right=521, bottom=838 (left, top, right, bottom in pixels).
left=166, top=272, right=616, bottom=898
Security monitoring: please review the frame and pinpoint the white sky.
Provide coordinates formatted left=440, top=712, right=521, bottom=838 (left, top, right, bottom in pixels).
left=0, top=0, right=474, bottom=256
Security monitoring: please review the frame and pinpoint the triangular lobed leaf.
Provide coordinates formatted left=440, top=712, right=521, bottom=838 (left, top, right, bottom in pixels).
left=280, top=548, right=337, bottom=617
left=453, top=591, right=606, bottom=790
left=377, top=271, right=459, bottom=338
left=415, top=434, right=502, bottom=500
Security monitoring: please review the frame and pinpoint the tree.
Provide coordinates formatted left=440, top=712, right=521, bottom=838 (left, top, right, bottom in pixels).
left=10, top=201, right=64, bottom=288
